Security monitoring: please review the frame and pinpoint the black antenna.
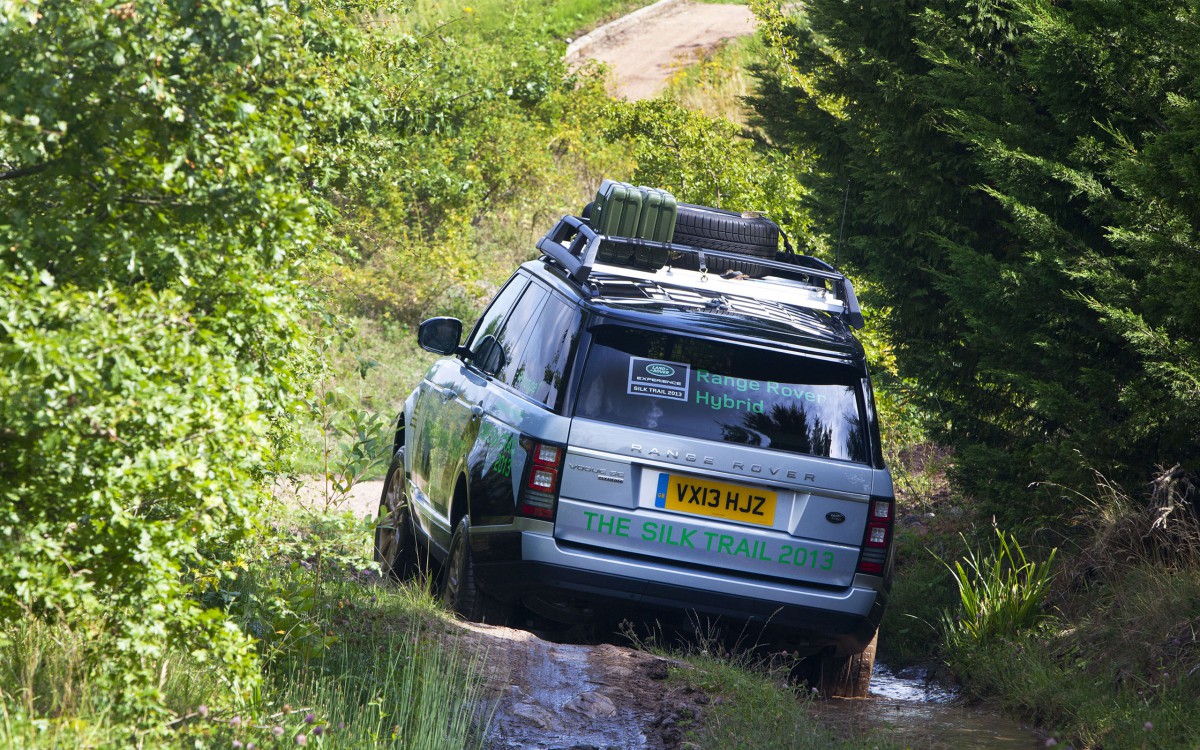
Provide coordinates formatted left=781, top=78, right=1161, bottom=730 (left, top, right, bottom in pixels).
left=836, top=179, right=850, bottom=270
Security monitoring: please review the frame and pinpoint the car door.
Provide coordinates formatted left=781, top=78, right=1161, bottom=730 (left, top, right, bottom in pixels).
left=411, top=275, right=529, bottom=550
left=434, top=280, right=551, bottom=509
left=466, top=288, right=584, bottom=524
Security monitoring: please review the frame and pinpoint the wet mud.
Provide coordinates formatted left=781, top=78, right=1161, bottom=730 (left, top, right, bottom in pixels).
left=466, top=623, right=696, bottom=750
left=468, top=613, right=1041, bottom=750
left=810, top=662, right=1042, bottom=749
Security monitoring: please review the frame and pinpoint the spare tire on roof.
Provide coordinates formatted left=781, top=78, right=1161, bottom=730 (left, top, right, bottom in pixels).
left=671, top=203, right=779, bottom=277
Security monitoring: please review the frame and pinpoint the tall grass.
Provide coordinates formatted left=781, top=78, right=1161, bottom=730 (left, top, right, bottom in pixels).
left=263, top=615, right=488, bottom=749
left=938, top=527, right=1057, bottom=653
left=0, top=545, right=487, bottom=750
left=1069, top=465, right=1200, bottom=574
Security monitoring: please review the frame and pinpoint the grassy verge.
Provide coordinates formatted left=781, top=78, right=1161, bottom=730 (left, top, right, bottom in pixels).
left=949, top=476, right=1200, bottom=748
left=0, top=505, right=484, bottom=749
left=664, top=650, right=900, bottom=749
left=884, top=459, right=1200, bottom=748
left=405, top=0, right=655, bottom=39
left=661, top=32, right=763, bottom=124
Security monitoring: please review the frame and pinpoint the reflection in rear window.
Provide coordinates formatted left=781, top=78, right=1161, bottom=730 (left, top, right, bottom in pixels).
left=575, top=326, right=868, bottom=463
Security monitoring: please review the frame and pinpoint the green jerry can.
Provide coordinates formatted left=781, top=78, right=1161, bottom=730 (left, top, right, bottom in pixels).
left=591, top=179, right=644, bottom=266
left=634, top=186, right=677, bottom=267
left=635, top=186, right=677, bottom=243
left=591, top=179, right=643, bottom=237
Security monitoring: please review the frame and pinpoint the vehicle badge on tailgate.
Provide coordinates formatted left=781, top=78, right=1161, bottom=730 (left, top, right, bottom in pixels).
left=825, top=512, right=846, bottom=524
left=570, top=463, right=626, bottom=484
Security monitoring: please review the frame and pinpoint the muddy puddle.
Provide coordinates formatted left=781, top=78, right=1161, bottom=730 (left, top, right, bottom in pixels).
left=810, top=662, right=1042, bottom=749
left=472, top=618, right=1041, bottom=750
left=471, top=623, right=680, bottom=750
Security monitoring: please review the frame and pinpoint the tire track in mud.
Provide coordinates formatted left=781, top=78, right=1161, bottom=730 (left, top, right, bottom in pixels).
left=458, top=623, right=700, bottom=750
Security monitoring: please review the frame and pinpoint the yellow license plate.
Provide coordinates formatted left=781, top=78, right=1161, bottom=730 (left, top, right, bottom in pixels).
left=654, top=473, right=777, bottom=527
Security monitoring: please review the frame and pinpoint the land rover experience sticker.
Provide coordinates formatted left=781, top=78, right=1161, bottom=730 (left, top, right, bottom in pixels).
left=628, top=357, right=690, bottom=401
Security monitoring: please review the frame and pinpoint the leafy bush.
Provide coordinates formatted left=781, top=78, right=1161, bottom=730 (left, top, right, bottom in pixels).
left=321, top=13, right=625, bottom=324
left=601, top=98, right=817, bottom=252
left=0, top=0, right=382, bottom=712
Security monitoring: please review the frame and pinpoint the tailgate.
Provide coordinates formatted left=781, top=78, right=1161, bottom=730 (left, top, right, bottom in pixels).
left=556, top=444, right=869, bottom=588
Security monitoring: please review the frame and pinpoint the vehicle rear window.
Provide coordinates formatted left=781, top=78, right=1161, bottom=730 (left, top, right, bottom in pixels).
left=575, top=325, right=869, bottom=463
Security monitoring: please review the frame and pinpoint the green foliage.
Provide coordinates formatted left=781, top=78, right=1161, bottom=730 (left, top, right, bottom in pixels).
left=938, top=527, right=1057, bottom=655
left=748, top=0, right=1200, bottom=521
left=601, top=98, right=818, bottom=254
left=0, top=0, right=385, bottom=716
left=322, top=8, right=626, bottom=323
left=879, top=528, right=957, bottom=665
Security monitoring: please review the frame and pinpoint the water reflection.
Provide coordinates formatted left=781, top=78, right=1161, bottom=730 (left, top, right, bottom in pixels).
left=810, top=663, right=1041, bottom=749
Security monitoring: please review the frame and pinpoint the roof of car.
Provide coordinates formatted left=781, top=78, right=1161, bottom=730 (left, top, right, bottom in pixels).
left=525, top=261, right=865, bottom=362
left=533, top=215, right=866, bottom=330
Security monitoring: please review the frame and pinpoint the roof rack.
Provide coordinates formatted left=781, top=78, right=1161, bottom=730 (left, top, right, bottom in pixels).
left=535, top=215, right=865, bottom=329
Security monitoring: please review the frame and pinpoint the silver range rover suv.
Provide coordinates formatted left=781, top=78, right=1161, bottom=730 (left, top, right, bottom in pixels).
left=374, top=209, right=896, bottom=697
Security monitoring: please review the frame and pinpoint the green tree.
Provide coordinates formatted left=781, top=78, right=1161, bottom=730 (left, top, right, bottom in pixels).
left=602, top=98, right=815, bottom=249
left=0, top=0, right=377, bottom=708
left=323, top=13, right=623, bottom=323
left=749, top=0, right=1200, bottom=520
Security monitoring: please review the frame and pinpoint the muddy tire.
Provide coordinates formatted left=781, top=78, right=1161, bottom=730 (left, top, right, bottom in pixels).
left=373, top=452, right=420, bottom=581
left=818, top=631, right=878, bottom=698
left=671, top=204, right=778, bottom=277
left=442, top=516, right=513, bottom=625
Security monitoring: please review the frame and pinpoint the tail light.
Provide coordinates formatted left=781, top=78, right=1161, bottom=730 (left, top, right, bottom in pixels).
left=517, top=439, right=564, bottom=520
left=856, top=496, right=894, bottom=575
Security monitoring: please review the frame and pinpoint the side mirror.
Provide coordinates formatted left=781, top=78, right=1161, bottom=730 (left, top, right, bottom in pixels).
left=472, top=334, right=506, bottom=375
left=417, top=317, right=463, bottom=355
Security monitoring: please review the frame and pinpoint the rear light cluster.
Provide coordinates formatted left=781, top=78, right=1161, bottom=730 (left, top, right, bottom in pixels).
left=517, top=439, right=564, bottom=520
left=856, top=496, right=894, bottom=575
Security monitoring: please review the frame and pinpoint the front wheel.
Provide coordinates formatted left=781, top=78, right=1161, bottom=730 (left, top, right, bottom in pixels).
left=441, top=516, right=513, bottom=625
left=373, top=452, right=420, bottom=581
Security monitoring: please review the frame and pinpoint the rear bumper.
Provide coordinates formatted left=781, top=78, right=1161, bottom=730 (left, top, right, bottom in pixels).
left=473, top=531, right=885, bottom=655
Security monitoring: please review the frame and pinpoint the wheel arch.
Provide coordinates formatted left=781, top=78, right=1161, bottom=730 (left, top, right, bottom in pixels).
left=391, top=412, right=405, bottom=460
left=451, top=472, right=470, bottom=531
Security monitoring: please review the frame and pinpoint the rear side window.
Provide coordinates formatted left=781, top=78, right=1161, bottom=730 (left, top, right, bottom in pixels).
left=575, top=325, right=869, bottom=463
left=468, top=276, right=529, bottom=355
left=503, top=294, right=581, bottom=409
left=492, top=284, right=547, bottom=381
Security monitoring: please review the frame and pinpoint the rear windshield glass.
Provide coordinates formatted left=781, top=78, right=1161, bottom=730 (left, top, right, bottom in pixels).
left=575, top=326, right=868, bottom=463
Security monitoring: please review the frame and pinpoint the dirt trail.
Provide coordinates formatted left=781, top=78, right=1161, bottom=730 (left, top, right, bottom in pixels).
left=275, top=477, right=383, bottom=520
left=566, top=0, right=757, bottom=100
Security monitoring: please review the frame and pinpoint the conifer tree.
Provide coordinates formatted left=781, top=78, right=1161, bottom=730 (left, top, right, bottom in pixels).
left=750, top=0, right=1199, bottom=519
